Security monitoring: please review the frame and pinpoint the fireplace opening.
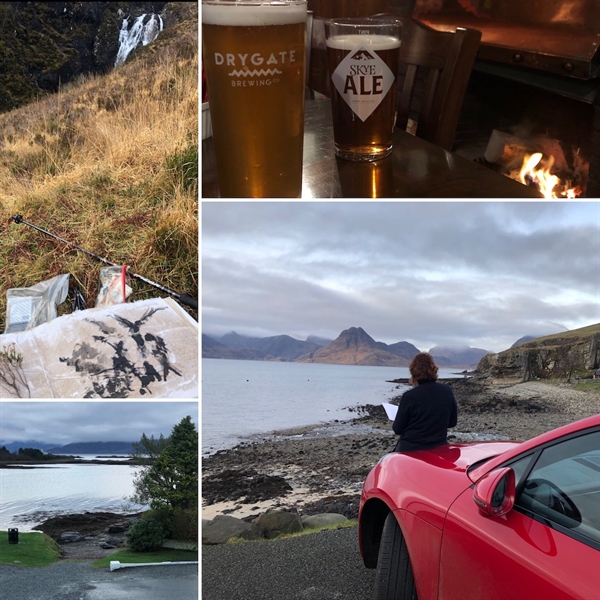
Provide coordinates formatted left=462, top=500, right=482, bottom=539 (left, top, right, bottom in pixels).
left=452, top=68, right=596, bottom=197
left=410, top=0, right=600, bottom=197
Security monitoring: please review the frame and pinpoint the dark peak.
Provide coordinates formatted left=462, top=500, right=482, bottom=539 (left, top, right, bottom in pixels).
left=336, top=327, right=378, bottom=348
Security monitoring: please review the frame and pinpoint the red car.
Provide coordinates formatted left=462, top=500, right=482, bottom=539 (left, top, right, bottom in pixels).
left=358, top=414, right=600, bottom=600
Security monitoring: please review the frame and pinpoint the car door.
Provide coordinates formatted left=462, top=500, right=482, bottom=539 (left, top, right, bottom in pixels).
left=438, top=429, right=600, bottom=600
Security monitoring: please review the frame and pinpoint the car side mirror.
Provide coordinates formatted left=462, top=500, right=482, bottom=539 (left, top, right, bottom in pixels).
left=473, top=467, right=516, bottom=517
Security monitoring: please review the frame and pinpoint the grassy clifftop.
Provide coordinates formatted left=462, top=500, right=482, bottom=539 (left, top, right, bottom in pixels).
left=0, top=3, right=198, bottom=332
left=476, top=323, right=600, bottom=382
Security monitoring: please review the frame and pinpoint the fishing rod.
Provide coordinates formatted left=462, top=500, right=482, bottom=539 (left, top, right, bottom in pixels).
left=11, top=215, right=198, bottom=311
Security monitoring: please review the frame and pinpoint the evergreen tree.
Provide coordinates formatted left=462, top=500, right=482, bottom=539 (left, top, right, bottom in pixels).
left=132, top=416, right=198, bottom=510
left=132, top=433, right=170, bottom=464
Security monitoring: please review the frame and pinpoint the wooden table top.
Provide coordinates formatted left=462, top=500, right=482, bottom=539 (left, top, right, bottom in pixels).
left=202, top=97, right=542, bottom=199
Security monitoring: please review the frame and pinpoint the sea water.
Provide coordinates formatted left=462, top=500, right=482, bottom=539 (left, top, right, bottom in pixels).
left=0, top=455, right=147, bottom=531
left=202, top=359, right=462, bottom=455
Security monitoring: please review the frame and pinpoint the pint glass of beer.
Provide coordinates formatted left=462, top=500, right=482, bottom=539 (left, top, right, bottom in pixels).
left=202, top=1, right=307, bottom=197
left=325, top=17, right=401, bottom=161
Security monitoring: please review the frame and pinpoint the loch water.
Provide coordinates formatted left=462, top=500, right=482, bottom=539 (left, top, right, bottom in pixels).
left=0, top=455, right=147, bottom=531
left=202, top=359, right=462, bottom=455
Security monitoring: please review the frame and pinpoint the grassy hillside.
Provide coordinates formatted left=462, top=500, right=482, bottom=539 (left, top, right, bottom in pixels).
left=516, top=323, right=600, bottom=347
left=0, top=3, right=198, bottom=333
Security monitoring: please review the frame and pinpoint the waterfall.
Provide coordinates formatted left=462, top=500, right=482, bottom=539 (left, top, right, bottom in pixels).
left=114, top=13, right=163, bottom=67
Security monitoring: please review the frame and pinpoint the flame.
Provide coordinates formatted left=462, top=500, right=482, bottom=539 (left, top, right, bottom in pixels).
left=517, top=153, right=579, bottom=198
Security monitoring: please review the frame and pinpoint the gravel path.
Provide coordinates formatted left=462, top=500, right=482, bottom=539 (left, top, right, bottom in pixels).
left=202, top=526, right=374, bottom=600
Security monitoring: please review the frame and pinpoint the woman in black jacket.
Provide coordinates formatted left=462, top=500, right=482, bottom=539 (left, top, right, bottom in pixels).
left=393, top=352, right=457, bottom=452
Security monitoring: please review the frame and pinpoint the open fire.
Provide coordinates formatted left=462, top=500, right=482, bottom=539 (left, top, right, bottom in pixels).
left=482, top=129, right=586, bottom=198
left=514, top=153, right=580, bottom=199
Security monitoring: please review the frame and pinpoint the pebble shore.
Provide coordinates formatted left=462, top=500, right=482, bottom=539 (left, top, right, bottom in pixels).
left=202, top=378, right=600, bottom=521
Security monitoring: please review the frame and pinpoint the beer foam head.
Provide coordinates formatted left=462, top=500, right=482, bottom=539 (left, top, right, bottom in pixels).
left=326, top=34, right=401, bottom=51
left=202, top=1, right=307, bottom=26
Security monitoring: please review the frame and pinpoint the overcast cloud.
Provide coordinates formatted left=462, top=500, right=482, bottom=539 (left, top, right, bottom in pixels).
left=202, top=202, right=600, bottom=353
left=0, top=402, right=198, bottom=445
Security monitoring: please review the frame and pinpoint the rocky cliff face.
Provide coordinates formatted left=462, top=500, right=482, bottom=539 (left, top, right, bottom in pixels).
left=0, top=2, right=194, bottom=113
left=476, top=324, right=600, bottom=382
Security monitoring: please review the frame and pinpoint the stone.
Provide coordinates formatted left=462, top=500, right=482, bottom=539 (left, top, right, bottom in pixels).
left=202, top=515, right=263, bottom=545
left=60, top=532, right=86, bottom=543
left=254, top=510, right=303, bottom=539
left=106, top=525, right=126, bottom=533
left=301, top=513, right=348, bottom=529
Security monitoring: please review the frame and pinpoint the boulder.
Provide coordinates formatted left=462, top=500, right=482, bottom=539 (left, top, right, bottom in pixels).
left=301, top=513, right=348, bottom=529
left=254, top=510, right=303, bottom=539
left=202, top=515, right=263, bottom=545
left=60, top=531, right=86, bottom=543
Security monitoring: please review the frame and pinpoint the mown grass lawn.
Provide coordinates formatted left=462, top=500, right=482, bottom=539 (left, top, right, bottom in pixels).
left=0, top=531, right=62, bottom=567
left=92, top=547, right=198, bottom=569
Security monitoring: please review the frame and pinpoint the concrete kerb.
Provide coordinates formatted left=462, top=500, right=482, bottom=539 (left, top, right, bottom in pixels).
left=110, top=560, right=199, bottom=571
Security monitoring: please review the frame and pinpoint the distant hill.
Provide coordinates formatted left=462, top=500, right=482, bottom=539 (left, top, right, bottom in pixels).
left=429, top=345, right=490, bottom=368
left=306, top=335, right=332, bottom=347
left=46, top=441, right=136, bottom=455
left=297, top=327, right=416, bottom=366
left=1, top=440, right=60, bottom=453
left=511, top=325, right=568, bottom=348
left=383, top=341, right=422, bottom=361
left=511, top=335, right=537, bottom=347
left=202, top=334, right=267, bottom=360
left=206, top=331, right=321, bottom=360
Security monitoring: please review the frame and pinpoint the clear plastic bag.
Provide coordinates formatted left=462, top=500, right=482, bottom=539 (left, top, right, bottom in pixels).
left=4, top=273, right=70, bottom=334
left=95, top=266, right=132, bottom=308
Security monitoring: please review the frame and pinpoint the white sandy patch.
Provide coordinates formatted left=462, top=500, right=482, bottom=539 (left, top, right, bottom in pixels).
left=202, top=485, right=319, bottom=521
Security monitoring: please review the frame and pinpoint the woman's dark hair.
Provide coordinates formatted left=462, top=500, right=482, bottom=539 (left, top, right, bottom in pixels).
left=409, top=352, right=438, bottom=385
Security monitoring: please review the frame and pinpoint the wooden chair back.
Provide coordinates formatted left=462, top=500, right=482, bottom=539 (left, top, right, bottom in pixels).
left=393, top=17, right=481, bottom=151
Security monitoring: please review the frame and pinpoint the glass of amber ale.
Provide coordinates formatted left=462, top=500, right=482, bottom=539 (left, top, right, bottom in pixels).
left=325, top=17, right=401, bottom=161
left=202, top=1, right=307, bottom=197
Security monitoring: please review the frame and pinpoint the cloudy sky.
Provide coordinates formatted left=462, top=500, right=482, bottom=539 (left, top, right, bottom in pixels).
left=202, top=201, right=600, bottom=353
left=0, top=402, right=198, bottom=445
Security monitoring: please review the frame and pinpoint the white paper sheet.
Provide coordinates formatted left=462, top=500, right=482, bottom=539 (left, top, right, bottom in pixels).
left=382, top=402, right=398, bottom=421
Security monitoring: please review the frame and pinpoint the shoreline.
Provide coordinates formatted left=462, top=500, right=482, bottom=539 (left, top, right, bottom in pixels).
left=0, top=458, right=141, bottom=469
left=202, top=378, right=600, bottom=522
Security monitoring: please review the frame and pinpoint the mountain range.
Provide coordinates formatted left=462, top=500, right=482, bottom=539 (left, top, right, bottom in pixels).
left=0, top=441, right=135, bottom=454
left=203, top=327, right=491, bottom=368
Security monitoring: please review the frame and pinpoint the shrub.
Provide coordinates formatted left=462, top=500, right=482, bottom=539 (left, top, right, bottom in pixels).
left=142, top=507, right=174, bottom=539
left=171, top=507, right=198, bottom=542
left=125, top=518, right=165, bottom=552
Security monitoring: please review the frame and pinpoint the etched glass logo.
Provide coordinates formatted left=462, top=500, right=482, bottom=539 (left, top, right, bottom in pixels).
left=331, top=46, right=395, bottom=122
left=214, top=51, right=297, bottom=87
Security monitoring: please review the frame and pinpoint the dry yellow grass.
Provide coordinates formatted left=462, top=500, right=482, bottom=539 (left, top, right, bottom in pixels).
left=0, top=9, right=198, bottom=332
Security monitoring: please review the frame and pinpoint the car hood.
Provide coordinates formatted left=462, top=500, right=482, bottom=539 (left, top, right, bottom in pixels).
left=362, top=441, right=521, bottom=528
left=378, top=441, right=521, bottom=474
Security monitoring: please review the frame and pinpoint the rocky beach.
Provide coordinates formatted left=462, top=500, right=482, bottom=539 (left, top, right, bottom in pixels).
left=202, top=378, right=600, bottom=522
